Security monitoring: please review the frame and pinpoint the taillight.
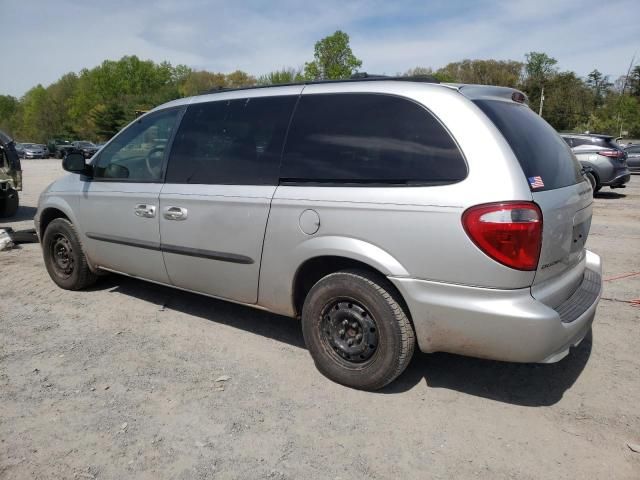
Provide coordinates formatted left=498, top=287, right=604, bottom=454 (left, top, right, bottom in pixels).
left=598, top=149, right=624, bottom=159
left=462, top=202, right=542, bottom=271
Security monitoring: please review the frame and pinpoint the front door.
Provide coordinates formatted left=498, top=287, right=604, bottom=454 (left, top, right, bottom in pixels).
left=159, top=92, right=300, bottom=303
left=76, top=108, right=182, bottom=283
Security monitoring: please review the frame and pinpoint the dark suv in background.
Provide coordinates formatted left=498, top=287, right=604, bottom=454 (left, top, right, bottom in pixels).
left=560, top=133, right=630, bottom=192
left=71, top=141, right=100, bottom=159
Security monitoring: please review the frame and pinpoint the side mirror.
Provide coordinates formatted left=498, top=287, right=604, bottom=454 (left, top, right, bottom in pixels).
left=62, top=152, right=90, bottom=175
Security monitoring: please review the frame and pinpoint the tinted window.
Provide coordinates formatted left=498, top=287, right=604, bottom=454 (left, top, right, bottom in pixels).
left=571, top=138, right=590, bottom=147
left=93, top=108, right=180, bottom=181
left=475, top=100, right=583, bottom=191
left=281, top=93, right=466, bottom=184
left=166, top=96, right=296, bottom=185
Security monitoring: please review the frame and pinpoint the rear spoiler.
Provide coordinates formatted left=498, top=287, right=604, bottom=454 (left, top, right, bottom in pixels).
left=444, top=83, right=529, bottom=105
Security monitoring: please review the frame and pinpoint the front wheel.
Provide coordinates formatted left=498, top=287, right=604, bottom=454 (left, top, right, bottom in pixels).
left=301, top=269, right=415, bottom=390
left=42, top=218, right=97, bottom=290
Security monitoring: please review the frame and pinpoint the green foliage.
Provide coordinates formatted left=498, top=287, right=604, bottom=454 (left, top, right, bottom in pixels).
left=2, top=38, right=639, bottom=143
left=586, top=69, right=613, bottom=108
left=524, top=52, right=558, bottom=84
left=304, top=30, right=362, bottom=80
left=257, top=68, right=304, bottom=85
left=536, top=72, right=591, bottom=131
left=436, top=59, right=524, bottom=87
left=178, top=70, right=227, bottom=96
left=0, top=95, right=19, bottom=133
left=89, top=103, right=127, bottom=140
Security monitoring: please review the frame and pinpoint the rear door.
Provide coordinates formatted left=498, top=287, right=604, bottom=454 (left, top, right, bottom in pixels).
left=159, top=92, right=299, bottom=303
left=475, top=100, right=591, bottom=304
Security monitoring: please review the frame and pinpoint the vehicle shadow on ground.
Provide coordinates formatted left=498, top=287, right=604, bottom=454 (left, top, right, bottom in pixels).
left=91, top=274, right=592, bottom=406
left=594, top=191, right=626, bottom=200
left=91, top=275, right=307, bottom=349
left=0, top=206, right=37, bottom=225
left=382, top=332, right=592, bottom=406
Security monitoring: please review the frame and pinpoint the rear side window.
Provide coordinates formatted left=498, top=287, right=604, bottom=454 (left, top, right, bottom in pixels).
left=475, top=100, right=583, bottom=191
left=166, top=95, right=297, bottom=185
left=281, top=93, right=466, bottom=185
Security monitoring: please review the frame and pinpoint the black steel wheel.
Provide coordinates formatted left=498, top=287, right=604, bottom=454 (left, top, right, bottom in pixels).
left=302, top=269, right=415, bottom=390
left=320, top=299, right=379, bottom=364
left=42, top=218, right=97, bottom=290
left=49, top=233, right=75, bottom=279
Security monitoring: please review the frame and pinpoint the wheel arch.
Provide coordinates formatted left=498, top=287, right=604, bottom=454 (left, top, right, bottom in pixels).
left=38, top=205, right=72, bottom=238
left=291, top=255, right=412, bottom=320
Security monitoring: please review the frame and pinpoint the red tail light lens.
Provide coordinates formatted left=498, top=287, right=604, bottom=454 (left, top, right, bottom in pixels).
left=597, top=149, right=624, bottom=158
left=462, top=202, right=542, bottom=271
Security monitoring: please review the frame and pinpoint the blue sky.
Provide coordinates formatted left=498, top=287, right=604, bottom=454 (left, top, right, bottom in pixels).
left=2, top=0, right=639, bottom=97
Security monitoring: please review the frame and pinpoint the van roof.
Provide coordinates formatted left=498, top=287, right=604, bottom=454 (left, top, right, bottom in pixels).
left=203, top=73, right=440, bottom=95
left=151, top=74, right=529, bottom=113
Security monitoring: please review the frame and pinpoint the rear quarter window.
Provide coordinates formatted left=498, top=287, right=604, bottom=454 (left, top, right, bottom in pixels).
left=475, top=100, right=583, bottom=191
left=281, top=93, right=467, bottom=185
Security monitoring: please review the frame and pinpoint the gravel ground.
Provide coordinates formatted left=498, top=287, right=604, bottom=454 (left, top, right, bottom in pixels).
left=1, top=160, right=639, bottom=479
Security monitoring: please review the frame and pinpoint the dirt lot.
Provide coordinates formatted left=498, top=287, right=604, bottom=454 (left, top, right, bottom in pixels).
left=1, top=160, right=639, bottom=479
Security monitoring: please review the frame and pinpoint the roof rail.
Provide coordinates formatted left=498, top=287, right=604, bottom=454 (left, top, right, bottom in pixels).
left=203, top=72, right=439, bottom=95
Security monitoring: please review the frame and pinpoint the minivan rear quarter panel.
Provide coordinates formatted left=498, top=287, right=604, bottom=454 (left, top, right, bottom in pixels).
left=258, top=82, right=539, bottom=317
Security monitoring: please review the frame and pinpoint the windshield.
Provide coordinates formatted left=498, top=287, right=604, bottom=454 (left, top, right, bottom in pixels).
left=77, top=141, right=95, bottom=147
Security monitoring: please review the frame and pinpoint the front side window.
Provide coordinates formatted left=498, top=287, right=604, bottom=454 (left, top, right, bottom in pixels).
left=166, top=95, right=297, bottom=185
left=281, top=93, right=467, bottom=184
left=93, top=108, right=180, bottom=181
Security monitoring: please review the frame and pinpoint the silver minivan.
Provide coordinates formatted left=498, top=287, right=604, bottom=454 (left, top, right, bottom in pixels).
left=35, top=77, right=602, bottom=390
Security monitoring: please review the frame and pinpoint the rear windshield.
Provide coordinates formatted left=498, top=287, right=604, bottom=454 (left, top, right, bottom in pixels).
left=475, top=100, right=583, bottom=191
left=572, top=136, right=619, bottom=149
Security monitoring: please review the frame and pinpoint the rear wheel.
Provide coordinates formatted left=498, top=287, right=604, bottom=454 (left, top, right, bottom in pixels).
left=0, top=188, right=19, bottom=218
left=301, top=269, right=415, bottom=390
left=42, top=218, right=97, bottom=290
left=585, top=171, right=601, bottom=193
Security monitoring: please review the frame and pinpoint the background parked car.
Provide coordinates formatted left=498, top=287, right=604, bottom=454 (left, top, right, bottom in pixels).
left=71, top=141, right=99, bottom=158
left=14, top=143, right=25, bottom=158
left=38, top=144, right=50, bottom=158
left=623, top=144, right=640, bottom=173
left=22, top=143, right=47, bottom=159
left=560, top=133, right=631, bottom=192
left=48, top=139, right=74, bottom=158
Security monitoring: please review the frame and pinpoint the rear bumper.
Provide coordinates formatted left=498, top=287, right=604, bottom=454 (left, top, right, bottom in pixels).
left=602, top=170, right=630, bottom=187
left=389, top=250, right=602, bottom=363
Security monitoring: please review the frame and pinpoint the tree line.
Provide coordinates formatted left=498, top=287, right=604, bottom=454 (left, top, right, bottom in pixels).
left=1, top=30, right=639, bottom=143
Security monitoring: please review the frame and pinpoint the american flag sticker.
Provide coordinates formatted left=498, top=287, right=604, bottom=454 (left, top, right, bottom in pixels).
left=528, top=176, right=545, bottom=189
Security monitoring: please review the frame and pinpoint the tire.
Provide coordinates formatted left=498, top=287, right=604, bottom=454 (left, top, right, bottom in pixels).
left=585, top=171, right=601, bottom=193
left=42, top=218, right=97, bottom=290
left=0, top=188, right=19, bottom=218
left=301, top=269, right=415, bottom=390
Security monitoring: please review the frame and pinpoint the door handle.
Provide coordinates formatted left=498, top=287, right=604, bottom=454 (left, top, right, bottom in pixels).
left=134, top=204, right=156, bottom=218
left=163, top=206, right=188, bottom=221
